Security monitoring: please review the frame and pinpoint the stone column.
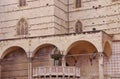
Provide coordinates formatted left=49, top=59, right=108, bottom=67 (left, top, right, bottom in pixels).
left=61, top=52, right=66, bottom=79
left=62, top=55, right=66, bottom=66
left=61, top=51, right=66, bottom=67
left=28, top=57, right=33, bottom=79
left=98, top=53, right=104, bottom=79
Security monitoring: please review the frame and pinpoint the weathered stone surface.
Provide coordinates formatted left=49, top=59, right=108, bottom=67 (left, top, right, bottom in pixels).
left=0, top=0, right=120, bottom=79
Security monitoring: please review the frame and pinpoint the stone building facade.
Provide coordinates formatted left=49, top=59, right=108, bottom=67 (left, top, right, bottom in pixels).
left=0, top=0, right=120, bottom=79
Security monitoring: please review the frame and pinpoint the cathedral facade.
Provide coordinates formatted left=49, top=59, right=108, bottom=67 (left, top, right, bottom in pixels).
left=0, top=0, right=120, bottom=79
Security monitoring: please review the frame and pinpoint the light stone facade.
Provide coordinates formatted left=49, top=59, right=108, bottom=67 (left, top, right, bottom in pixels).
left=0, top=0, right=120, bottom=79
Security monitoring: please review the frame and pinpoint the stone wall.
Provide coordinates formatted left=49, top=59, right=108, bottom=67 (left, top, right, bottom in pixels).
left=0, top=0, right=55, bottom=39
left=0, top=0, right=120, bottom=40
left=54, top=0, right=69, bottom=34
left=0, top=31, right=104, bottom=58
left=68, top=0, right=120, bottom=40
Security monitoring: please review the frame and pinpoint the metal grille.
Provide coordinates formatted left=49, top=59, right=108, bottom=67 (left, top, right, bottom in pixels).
left=104, top=42, right=120, bottom=79
left=111, top=77, right=120, bottom=79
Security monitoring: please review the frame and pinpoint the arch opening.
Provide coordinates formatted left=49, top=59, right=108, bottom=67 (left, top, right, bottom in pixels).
left=1, top=46, right=28, bottom=79
left=33, top=44, right=61, bottom=67
left=65, top=40, right=99, bottom=79
left=1, top=46, right=27, bottom=59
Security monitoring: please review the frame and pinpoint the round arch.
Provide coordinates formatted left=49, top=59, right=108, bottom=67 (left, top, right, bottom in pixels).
left=1, top=46, right=27, bottom=59
left=65, top=40, right=98, bottom=56
left=65, top=40, right=99, bottom=78
left=32, top=43, right=59, bottom=58
left=32, top=43, right=61, bottom=67
left=1, top=46, right=28, bottom=79
left=103, top=41, right=112, bottom=57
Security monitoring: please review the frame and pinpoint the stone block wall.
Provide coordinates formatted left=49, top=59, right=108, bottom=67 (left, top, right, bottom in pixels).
left=68, top=0, right=120, bottom=40
left=54, top=0, right=69, bottom=34
left=0, top=0, right=120, bottom=40
left=0, top=0, right=70, bottom=39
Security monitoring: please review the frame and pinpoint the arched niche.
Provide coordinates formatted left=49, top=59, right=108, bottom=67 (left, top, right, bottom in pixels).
left=75, top=20, right=83, bottom=33
left=17, top=18, right=28, bottom=35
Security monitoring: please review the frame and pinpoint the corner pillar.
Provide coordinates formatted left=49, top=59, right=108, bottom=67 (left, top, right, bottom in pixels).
left=98, top=53, right=104, bottom=79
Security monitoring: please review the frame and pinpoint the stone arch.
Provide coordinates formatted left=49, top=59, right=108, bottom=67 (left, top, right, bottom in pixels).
left=103, top=41, right=112, bottom=57
left=17, top=18, right=28, bottom=35
left=75, top=20, right=82, bottom=33
left=32, top=43, right=59, bottom=57
left=65, top=40, right=99, bottom=78
left=32, top=43, right=61, bottom=67
left=1, top=46, right=27, bottom=59
left=1, top=46, right=28, bottom=79
left=65, top=40, right=98, bottom=56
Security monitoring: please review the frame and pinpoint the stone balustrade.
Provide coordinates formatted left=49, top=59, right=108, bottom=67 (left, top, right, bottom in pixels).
left=33, top=66, right=80, bottom=77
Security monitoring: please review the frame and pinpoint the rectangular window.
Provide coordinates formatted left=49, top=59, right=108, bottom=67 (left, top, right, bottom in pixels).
left=76, top=0, right=81, bottom=8
left=19, top=0, right=26, bottom=7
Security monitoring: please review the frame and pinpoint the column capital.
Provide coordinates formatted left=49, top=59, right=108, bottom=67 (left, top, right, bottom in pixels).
left=98, top=52, right=104, bottom=57
left=60, top=50, right=64, bottom=55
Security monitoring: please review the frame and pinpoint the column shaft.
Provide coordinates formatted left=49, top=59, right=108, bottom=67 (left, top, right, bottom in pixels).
left=99, top=53, right=104, bottom=79
left=62, top=56, right=66, bottom=66
left=28, top=57, right=33, bottom=79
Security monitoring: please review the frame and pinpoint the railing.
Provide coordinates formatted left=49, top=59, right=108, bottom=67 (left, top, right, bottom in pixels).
left=33, top=66, right=80, bottom=77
